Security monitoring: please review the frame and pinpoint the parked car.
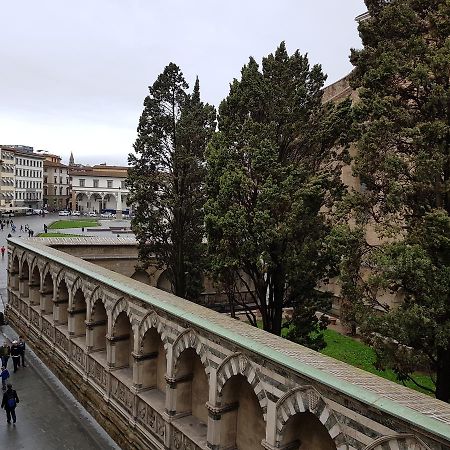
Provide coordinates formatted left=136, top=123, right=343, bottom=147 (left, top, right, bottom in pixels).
left=72, top=211, right=81, bottom=216
left=59, top=210, right=70, bottom=216
left=100, top=212, right=115, bottom=219
left=87, top=211, right=97, bottom=217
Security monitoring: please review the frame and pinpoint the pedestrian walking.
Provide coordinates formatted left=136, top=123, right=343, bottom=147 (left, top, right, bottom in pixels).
left=10, top=341, right=20, bottom=372
left=1, top=383, right=19, bottom=424
left=18, top=337, right=26, bottom=368
left=0, top=367, right=10, bottom=391
left=20, top=225, right=23, bottom=232
left=82, top=227, right=85, bottom=232
left=0, top=343, right=10, bottom=368
left=11, top=225, right=15, bottom=232
left=43, top=224, right=48, bottom=233
left=0, top=223, right=3, bottom=231
left=6, top=219, right=9, bottom=227
left=0, top=246, right=5, bottom=258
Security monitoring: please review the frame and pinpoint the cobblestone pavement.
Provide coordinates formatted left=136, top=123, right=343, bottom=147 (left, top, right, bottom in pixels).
left=0, top=214, right=129, bottom=449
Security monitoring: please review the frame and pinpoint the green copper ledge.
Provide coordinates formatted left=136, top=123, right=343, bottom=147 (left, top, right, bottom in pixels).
left=8, top=238, right=450, bottom=444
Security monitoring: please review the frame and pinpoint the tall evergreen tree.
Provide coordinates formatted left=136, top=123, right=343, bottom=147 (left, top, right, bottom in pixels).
left=345, top=0, right=450, bottom=402
left=205, top=43, right=351, bottom=341
left=128, top=63, right=216, bottom=300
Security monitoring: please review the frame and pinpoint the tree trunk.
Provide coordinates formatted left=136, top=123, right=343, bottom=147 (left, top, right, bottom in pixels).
left=435, top=348, right=450, bottom=403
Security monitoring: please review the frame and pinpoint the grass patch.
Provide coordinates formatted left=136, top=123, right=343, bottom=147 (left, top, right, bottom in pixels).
left=48, top=220, right=99, bottom=229
left=37, top=232, right=85, bottom=237
left=320, top=329, right=434, bottom=395
left=257, top=321, right=434, bottom=395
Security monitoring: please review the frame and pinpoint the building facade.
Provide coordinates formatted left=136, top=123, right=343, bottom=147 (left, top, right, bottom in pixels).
left=14, top=148, right=44, bottom=209
left=0, top=146, right=16, bottom=212
left=70, top=165, right=130, bottom=217
left=43, top=154, right=70, bottom=210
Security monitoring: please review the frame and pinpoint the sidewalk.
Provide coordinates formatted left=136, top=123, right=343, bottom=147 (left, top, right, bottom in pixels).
left=0, top=325, right=120, bottom=450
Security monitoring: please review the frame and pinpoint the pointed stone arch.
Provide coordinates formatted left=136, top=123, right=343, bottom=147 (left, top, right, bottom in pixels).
left=70, top=276, right=89, bottom=298
left=364, top=434, right=432, bottom=450
left=55, top=268, right=66, bottom=289
left=88, top=286, right=107, bottom=321
left=216, top=352, right=268, bottom=419
left=138, top=311, right=169, bottom=350
left=172, top=329, right=210, bottom=375
left=10, top=249, right=20, bottom=274
left=111, top=297, right=134, bottom=328
left=29, top=254, right=38, bottom=277
left=275, top=386, right=346, bottom=448
left=41, top=262, right=52, bottom=286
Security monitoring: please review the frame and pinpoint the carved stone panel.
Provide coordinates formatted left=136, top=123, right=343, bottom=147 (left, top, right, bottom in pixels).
left=55, top=329, right=69, bottom=353
left=87, top=357, right=107, bottom=390
left=136, top=398, right=165, bottom=443
left=171, top=427, right=202, bottom=450
left=42, top=317, right=55, bottom=341
left=71, top=342, right=86, bottom=370
left=110, top=376, right=133, bottom=414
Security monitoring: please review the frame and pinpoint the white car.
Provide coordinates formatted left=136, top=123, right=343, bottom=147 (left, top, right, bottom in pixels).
left=72, top=211, right=81, bottom=216
left=58, top=210, right=70, bottom=216
left=87, top=211, right=97, bottom=217
left=101, top=212, right=115, bottom=219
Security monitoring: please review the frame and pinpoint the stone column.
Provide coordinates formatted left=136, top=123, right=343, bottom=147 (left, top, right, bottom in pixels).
left=106, top=334, right=116, bottom=369
left=164, top=345, right=176, bottom=416
left=261, top=400, right=279, bottom=450
left=116, top=190, right=122, bottom=219
left=40, top=288, right=53, bottom=315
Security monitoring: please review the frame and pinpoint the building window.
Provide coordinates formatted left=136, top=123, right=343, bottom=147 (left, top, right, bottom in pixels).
left=93, top=179, right=99, bottom=188
left=79, top=179, right=85, bottom=187
left=107, top=180, right=113, bottom=189
left=121, top=180, right=126, bottom=189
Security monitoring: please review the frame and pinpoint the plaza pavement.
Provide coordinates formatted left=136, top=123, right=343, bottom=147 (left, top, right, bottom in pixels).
left=0, top=213, right=132, bottom=449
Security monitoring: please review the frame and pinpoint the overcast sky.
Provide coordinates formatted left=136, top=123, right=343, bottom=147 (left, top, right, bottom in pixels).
left=1, top=0, right=365, bottom=166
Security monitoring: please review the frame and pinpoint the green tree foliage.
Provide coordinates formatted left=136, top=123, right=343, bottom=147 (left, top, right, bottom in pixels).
left=345, top=0, right=450, bottom=401
left=205, top=43, right=351, bottom=342
left=128, top=63, right=216, bottom=300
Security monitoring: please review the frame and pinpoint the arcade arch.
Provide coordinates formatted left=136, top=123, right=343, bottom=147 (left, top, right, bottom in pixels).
left=55, top=279, right=69, bottom=325
left=219, top=374, right=266, bottom=450
left=111, top=311, right=134, bottom=368
left=174, top=348, right=209, bottom=423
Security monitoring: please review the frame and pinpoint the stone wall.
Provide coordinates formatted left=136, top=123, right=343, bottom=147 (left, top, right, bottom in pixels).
left=6, top=238, right=450, bottom=450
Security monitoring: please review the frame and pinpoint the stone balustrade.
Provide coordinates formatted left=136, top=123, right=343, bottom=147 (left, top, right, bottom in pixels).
left=6, top=237, right=450, bottom=450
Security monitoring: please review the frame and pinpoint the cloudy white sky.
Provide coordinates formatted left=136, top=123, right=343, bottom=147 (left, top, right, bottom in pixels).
left=1, top=0, right=365, bottom=166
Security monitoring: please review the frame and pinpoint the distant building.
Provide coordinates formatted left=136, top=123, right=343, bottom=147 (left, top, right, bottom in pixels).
left=13, top=148, right=44, bottom=209
left=0, top=147, right=16, bottom=211
left=69, top=164, right=130, bottom=218
left=42, top=153, right=70, bottom=210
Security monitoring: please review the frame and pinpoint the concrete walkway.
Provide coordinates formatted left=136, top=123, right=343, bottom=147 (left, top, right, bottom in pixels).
left=0, top=325, right=120, bottom=449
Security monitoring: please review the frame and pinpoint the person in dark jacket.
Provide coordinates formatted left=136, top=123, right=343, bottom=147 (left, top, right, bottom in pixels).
left=0, top=342, right=10, bottom=368
left=10, top=341, right=20, bottom=372
left=1, top=367, right=9, bottom=391
left=18, top=336, right=26, bottom=367
left=1, top=383, right=19, bottom=424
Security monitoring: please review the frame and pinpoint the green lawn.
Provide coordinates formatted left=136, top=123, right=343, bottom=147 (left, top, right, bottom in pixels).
left=319, top=329, right=435, bottom=395
left=48, top=219, right=99, bottom=229
left=259, top=321, right=434, bottom=395
left=37, top=232, right=85, bottom=237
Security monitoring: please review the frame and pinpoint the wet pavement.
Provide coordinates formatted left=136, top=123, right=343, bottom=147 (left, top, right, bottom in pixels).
left=0, top=325, right=120, bottom=449
left=0, top=214, right=130, bottom=449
